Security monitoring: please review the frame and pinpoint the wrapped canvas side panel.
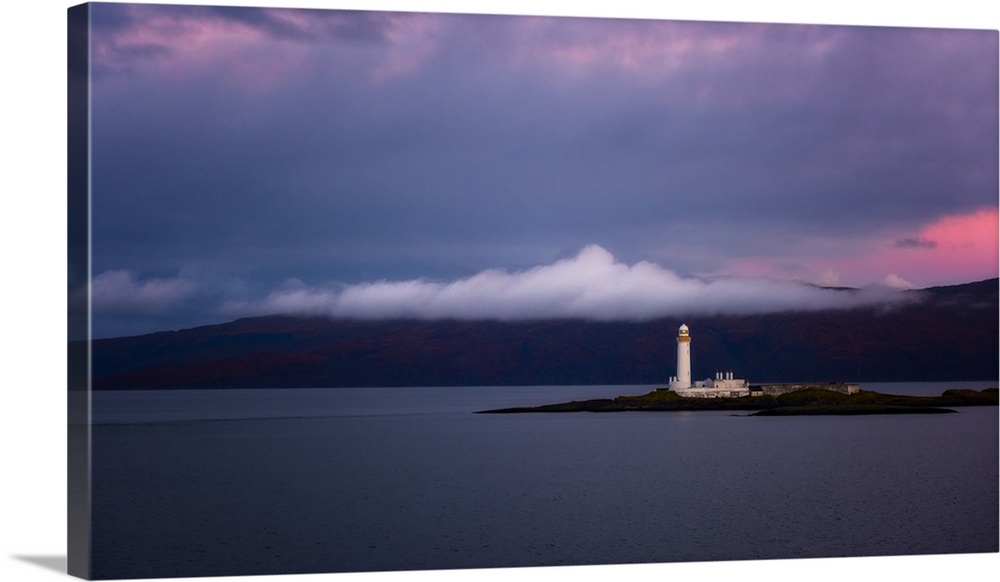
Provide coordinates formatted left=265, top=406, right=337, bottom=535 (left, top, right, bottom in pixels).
left=67, top=3, right=92, bottom=579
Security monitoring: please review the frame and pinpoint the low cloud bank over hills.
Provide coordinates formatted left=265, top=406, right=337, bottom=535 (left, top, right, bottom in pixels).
left=89, top=278, right=998, bottom=389
left=219, top=246, right=917, bottom=321
left=89, top=245, right=944, bottom=338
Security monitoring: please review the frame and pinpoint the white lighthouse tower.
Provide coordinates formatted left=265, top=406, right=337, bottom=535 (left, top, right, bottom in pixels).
left=671, top=323, right=692, bottom=389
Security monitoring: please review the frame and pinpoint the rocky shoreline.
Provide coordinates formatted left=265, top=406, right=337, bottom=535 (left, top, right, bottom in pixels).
left=477, top=387, right=999, bottom=415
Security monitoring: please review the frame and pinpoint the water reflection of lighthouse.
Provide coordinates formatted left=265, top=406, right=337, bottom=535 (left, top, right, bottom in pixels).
left=669, top=324, right=692, bottom=389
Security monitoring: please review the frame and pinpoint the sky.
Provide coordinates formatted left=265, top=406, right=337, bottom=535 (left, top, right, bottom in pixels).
left=79, top=1, right=999, bottom=337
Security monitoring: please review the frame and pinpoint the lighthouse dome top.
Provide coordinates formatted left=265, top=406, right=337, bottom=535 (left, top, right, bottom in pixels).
left=678, top=324, right=689, bottom=334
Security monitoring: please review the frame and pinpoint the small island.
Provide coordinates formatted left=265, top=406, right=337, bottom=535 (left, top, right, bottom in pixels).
left=480, top=324, right=998, bottom=415
left=477, top=386, right=999, bottom=415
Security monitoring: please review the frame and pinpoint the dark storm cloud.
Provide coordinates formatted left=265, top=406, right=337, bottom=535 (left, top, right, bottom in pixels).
left=90, top=3, right=405, bottom=78
left=191, top=5, right=395, bottom=42
left=85, top=4, right=998, bottom=336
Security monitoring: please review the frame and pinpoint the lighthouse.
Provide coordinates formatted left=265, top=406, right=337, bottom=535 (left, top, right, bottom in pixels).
left=673, top=323, right=692, bottom=389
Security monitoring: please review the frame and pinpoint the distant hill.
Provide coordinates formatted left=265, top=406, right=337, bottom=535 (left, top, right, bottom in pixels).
left=89, top=278, right=998, bottom=389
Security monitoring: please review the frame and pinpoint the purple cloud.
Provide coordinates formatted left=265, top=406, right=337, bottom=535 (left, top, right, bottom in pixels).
left=90, top=270, right=197, bottom=314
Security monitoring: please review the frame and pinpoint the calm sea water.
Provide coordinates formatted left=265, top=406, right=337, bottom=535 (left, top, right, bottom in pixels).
left=89, top=382, right=998, bottom=579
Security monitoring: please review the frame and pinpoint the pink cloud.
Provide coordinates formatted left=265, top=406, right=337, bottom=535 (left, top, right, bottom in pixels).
left=95, top=7, right=300, bottom=89
left=896, top=207, right=999, bottom=282
left=94, top=6, right=442, bottom=90
left=814, top=208, right=999, bottom=287
left=505, top=18, right=752, bottom=80
left=699, top=208, right=998, bottom=289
